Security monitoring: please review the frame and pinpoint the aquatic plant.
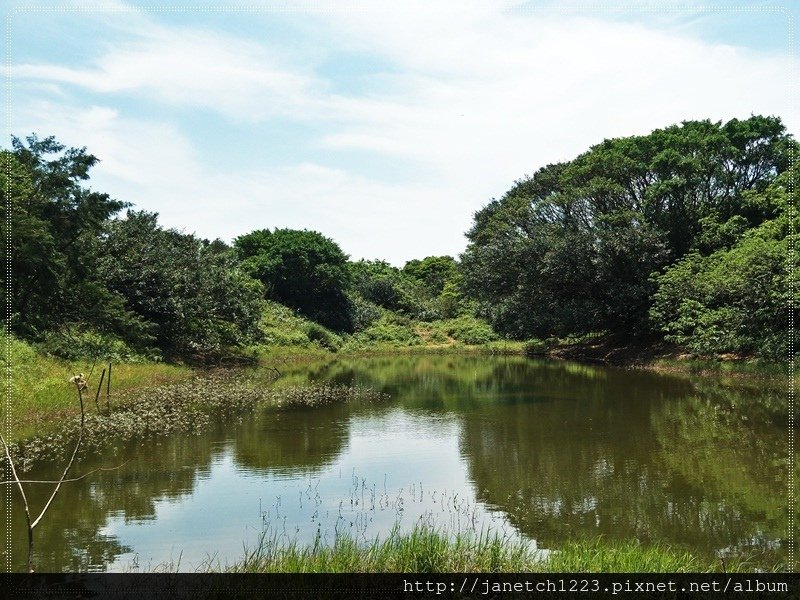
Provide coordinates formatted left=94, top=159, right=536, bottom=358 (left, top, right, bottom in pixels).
left=7, top=378, right=389, bottom=472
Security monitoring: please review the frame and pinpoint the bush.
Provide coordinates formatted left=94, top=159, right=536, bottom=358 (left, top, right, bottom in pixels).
left=259, top=301, right=315, bottom=347
left=650, top=230, right=791, bottom=359
left=349, top=260, right=422, bottom=315
left=235, top=228, right=353, bottom=332
left=346, top=314, right=423, bottom=347
left=306, top=322, right=343, bottom=352
left=437, top=316, right=499, bottom=345
left=38, top=326, right=158, bottom=362
left=348, top=293, right=384, bottom=332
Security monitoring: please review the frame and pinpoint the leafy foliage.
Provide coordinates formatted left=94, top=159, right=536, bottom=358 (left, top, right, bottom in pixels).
left=98, top=211, right=265, bottom=360
left=402, top=256, right=459, bottom=297
left=38, top=327, right=155, bottom=363
left=431, top=315, right=499, bottom=345
left=347, top=292, right=384, bottom=332
left=8, top=118, right=791, bottom=362
left=345, top=314, right=424, bottom=348
left=235, top=228, right=353, bottom=332
left=348, top=257, right=468, bottom=321
left=349, top=260, right=417, bottom=313
left=461, top=116, right=795, bottom=352
left=305, top=322, right=343, bottom=351
left=650, top=168, right=797, bottom=359
left=1, top=136, right=134, bottom=339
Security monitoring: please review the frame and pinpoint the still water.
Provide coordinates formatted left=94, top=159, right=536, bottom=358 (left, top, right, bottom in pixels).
left=4, top=355, right=791, bottom=571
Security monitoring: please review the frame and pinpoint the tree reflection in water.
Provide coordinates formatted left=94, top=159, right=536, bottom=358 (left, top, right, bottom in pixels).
left=3, top=356, right=790, bottom=571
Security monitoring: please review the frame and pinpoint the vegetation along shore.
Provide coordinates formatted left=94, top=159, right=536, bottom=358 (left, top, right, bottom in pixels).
left=3, top=114, right=796, bottom=572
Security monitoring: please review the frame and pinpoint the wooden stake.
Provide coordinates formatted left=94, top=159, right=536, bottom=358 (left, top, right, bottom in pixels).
left=94, top=368, right=106, bottom=413
left=106, top=362, right=112, bottom=412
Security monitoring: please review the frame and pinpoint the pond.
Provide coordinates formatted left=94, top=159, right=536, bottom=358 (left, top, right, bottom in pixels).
left=3, top=355, right=791, bottom=571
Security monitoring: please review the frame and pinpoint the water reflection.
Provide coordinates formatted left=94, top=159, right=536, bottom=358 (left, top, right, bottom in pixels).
left=2, top=355, right=791, bottom=571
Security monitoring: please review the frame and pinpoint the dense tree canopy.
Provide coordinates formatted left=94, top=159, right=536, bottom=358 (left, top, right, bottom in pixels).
left=2, top=136, right=265, bottom=361
left=99, top=211, right=265, bottom=359
left=461, top=115, right=795, bottom=349
left=4, top=116, right=794, bottom=362
left=234, top=228, right=353, bottom=331
left=2, top=136, right=130, bottom=338
left=649, top=166, right=796, bottom=359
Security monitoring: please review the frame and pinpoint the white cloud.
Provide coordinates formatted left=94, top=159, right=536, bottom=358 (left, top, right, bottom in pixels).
left=12, top=101, right=463, bottom=264
left=13, top=23, right=321, bottom=122
left=10, top=3, right=796, bottom=263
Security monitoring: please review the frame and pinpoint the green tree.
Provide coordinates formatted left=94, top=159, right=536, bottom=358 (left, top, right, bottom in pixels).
left=649, top=168, right=796, bottom=359
left=234, top=228, right=353, bottom=331
left=99, top=211, right=265, bottom=360
left=402, top=256, right=458, bottom=297
left=349, top=260, right=415, bottom=312
left=461, top=116, right=794, bottom=340
left=1, top=136, right=134, bottom=338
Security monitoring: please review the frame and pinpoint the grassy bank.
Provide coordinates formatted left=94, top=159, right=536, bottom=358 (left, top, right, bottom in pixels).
left=6, top=334, right=192, bottom=440
left=8, top=311, right=790, bottom=443
left=257, top=300, right=521, bottom=356
left=5, top=322, right=515, bottom=442
left=228, top=525, right=758, bottom=573
left=258, top=301, right=791, bottom=376
left=6, top=375, right=388, bottom=472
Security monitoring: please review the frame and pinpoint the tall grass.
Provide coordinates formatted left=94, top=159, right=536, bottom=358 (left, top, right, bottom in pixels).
left=228, top=525, right=754, bottom=573
left=545, top=538, right=703, bottom=573
left=231, top=525, right=536, bottom=573
left=5, top=334, right=191, bottom=440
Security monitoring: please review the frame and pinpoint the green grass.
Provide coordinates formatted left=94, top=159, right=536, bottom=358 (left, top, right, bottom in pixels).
left=231, top=525, right=535, bottom=573
left=342, top=314, right=425, bottom=351
left=545, top=538, right=705, bottom=573
left=228, top=525, right=755, bottom=573
left=257, top=301, right=353, bottom=354
left=428, top=315, right=499, bottom=345
left=4, top=334, right=191, bottom=440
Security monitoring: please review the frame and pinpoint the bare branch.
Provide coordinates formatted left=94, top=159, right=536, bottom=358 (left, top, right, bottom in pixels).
left=94, top=368, right=106, bottom=413
left=29, top=381, right=86, bottom=531
left=0, top=460, right=131, bottom=485
left=0, top=430, right=34, bottom=572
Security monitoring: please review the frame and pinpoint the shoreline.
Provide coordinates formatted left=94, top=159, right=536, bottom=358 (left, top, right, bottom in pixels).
left=8, top=344, right=790, bottom=573
left=10, top=338, right=789, bottom=442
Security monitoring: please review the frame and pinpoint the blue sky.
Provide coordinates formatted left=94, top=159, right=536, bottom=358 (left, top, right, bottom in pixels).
left=3, top=1, right=797, bottom=264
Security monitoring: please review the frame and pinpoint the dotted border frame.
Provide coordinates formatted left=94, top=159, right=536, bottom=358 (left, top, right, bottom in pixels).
left=2, top=3, right=796, bottom=575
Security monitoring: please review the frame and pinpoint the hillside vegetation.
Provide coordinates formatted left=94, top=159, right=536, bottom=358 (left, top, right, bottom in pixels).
left=3, top=115, right=795, bottom=370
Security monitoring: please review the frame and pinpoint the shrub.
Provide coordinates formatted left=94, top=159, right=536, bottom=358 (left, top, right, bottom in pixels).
left=259, top=301, right=315, bottom=347
left=348, top=293, right=384, bottom=332
left=306, top=322, right=343, bottom=352
left=346, top=314, right=423, bottom=347
left=38, top=326, right=158, bottom=362
left=439, top=316, right=499, bottom=345
left=235, top=228, right=353, bottom=332
left=650, top=231, right=791, bottom=359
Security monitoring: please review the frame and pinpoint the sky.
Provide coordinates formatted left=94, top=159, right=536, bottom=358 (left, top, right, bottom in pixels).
left=2, top=1, right=797, bottom=265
